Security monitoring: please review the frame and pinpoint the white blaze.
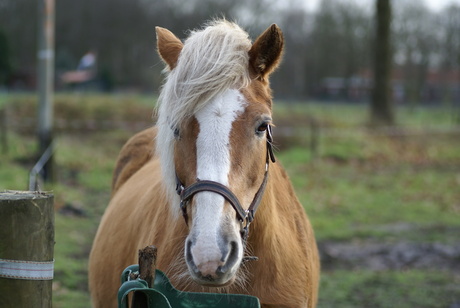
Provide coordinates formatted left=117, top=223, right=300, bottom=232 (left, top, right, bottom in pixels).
left=190, top=88, right=246, bottom=270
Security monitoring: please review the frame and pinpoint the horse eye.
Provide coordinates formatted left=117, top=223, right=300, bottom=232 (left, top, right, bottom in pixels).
left=257, top=123, right=269, bottom=133
left=174, top=128, right=180, bottom=139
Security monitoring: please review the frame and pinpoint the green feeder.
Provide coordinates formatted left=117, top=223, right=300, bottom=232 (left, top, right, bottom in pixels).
left=118, top=265, right=261, bottom=308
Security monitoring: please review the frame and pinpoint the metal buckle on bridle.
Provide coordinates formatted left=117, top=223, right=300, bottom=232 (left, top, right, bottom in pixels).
left=175, top=177, right=190, bottom=224
left=179, top=200, right=189, bottom=225
left=239, top=211, right=251, bottom=241
left=175, top=177, right=184, bottom=196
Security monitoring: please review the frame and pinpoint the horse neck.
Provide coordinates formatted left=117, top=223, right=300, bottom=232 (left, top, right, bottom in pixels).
left=248, top=162, right=306, bottom=259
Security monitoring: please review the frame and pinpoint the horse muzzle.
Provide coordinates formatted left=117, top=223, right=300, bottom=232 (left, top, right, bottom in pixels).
left=185, top=233, right=242, bottom=286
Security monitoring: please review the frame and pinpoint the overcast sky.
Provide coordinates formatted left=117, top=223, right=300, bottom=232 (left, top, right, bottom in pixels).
left=304, top=0, right=460, bottom=12
left=424, top=0, right=460, bottom=11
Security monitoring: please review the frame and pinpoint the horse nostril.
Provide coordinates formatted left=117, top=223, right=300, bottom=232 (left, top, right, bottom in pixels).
left=185, top=239, right=199, bottom=274
left=216, top=265, right=225, bottom=278
left=219, top=241, right=239, bottom=274
left=228, top=241, right=238, bottom=261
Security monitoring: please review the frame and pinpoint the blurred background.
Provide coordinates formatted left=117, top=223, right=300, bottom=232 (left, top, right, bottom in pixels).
left=0, top=0, right=460, bottom=307
left=0, top=0, right=459, bottom=105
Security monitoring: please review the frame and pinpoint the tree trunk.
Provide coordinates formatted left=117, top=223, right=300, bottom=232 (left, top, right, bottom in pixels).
left=371, top=0, right=394, bottom=126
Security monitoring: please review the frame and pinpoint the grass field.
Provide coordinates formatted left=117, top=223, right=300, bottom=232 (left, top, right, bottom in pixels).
left=1, top=93, right=459, bottom=307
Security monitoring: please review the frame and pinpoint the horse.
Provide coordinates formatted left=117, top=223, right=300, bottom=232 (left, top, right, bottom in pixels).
left=88, top=20, right=320, bottom=308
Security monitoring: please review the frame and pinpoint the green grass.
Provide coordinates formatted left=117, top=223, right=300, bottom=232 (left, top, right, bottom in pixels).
left=319, top=270, right=460, bottom=308
left=278, top=140, right=460, bottom=242
left=1, top=93, right=459, bottom=307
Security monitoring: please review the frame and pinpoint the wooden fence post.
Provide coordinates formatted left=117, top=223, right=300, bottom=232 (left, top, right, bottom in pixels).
left=0, top=191, right=54, bottom=308
left=37, top=0, right=55, bottom=182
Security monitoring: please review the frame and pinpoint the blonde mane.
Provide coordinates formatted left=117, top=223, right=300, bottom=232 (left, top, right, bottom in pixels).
left=156, top=20, right=252, bottom=218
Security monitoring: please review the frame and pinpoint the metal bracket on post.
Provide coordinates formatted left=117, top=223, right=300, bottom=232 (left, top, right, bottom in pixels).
left=29, top=141, right=56, bottom=191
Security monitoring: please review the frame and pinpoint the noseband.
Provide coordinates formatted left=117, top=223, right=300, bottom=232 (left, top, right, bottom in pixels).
left=175, top=125, right=276, bottom=241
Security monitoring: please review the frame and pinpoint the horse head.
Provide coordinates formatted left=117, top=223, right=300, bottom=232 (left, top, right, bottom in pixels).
left=155, top=20, right=283, bottom=287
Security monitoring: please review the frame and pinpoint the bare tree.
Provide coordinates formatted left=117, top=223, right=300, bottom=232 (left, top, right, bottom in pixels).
left=6, top=0, right=450, bottom=104
left=438, top=4, right=460, bottom=106
left=371, top=0, right=394, bottom=125
left=305, top=0, right=372, bottom=100
left=0, top=28, right=12, bottom=85
left=0, top=1, right=38, bottom=71
left=393, top=2, right=439, bottom=107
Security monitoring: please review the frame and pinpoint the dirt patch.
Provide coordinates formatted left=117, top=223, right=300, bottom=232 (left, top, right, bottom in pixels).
left=319, top=240, right=460, bottom=272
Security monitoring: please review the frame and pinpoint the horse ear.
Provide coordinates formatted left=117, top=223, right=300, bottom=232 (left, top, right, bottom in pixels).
left=156, top=26, right=183, bottom=70
left=249, top=24, right=284, bottom=79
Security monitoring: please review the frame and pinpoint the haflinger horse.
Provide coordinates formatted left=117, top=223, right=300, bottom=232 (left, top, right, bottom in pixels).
left=89, top=20, right=320, bottom=308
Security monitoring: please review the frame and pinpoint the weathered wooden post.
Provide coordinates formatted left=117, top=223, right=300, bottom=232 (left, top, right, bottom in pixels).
left=0, top=191, right=55, bottom=307
left=37, top=0, right=55, bottom=182
left=131, top=246, right=158, bottom=307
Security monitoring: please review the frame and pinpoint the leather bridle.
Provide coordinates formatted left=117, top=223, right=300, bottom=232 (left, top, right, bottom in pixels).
left=175, top=125, right=276, bottom=241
